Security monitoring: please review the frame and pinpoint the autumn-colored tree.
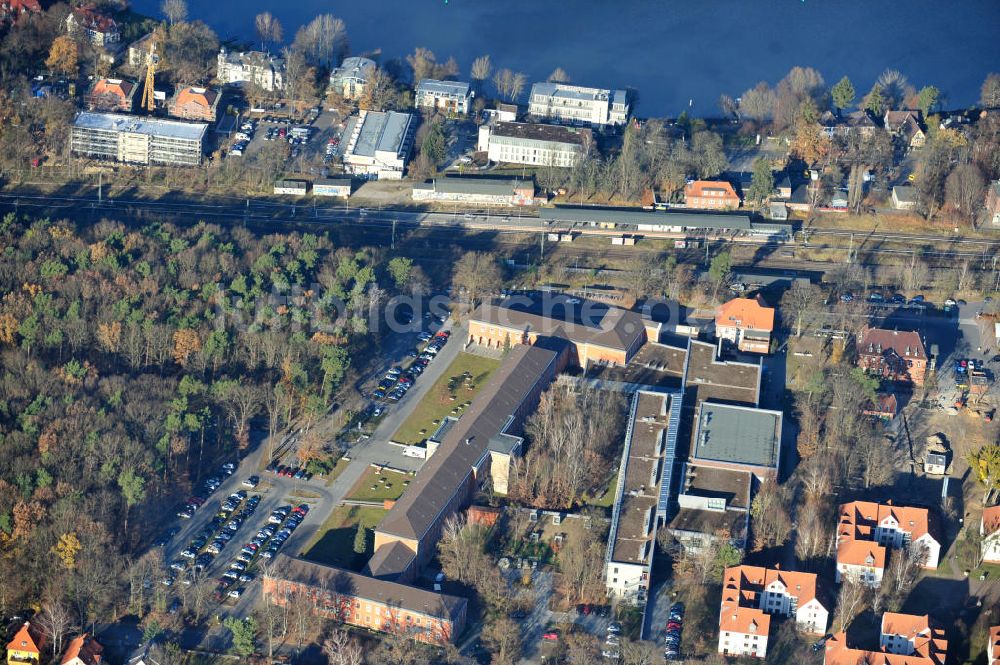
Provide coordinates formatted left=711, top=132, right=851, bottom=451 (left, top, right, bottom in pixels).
left=46, top=36, right=79, bottom=77
left=52, top=532, right=82, bottom=569
left=0, top=312, right=17, bottom=344
left=172, top=328, right=202, bottom=366
left=12, top=500, right=45, bottom=540
left=96, top=321, right=122, bottom=353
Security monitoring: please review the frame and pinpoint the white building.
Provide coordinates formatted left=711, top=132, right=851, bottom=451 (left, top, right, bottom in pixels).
left=415, top=79, right=474, bottom=114
left=313, top=178, right=353, bottom=198
left=342, top=110, right=415, bottom=180
left=982, top=506, right=1000, bottom=564
left=66, top=6, right=120, bottom=48
left=274, top=179, right=308, bottom=196
left=70, top=112, right=206, bottom=166
left=528, top=82, right=629, bottom=127
left=412, top=177, right=535, bottom=206
left=719, top=566, right=829, bottom=659
left=835, top=501, right=940, bottom=587
left=329, top=56, right=376, bottom=100
left=478, top=121, right=591, bottom=168
left=216, top=48, right=285, bottom=92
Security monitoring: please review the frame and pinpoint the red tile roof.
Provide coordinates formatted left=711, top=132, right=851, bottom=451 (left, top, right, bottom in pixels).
left=983, top=506, right=1000, bottom=538
left=6, top=621, right=41, bottom=655
left=716, top=295, right=775, bottom=333
left=1, top=0, right=42, bottom=15
left=989, top=625, right=1000, bottom=665
left=61, top=634, right=103, bottom=665
left=686, top=180, right=740, bottom=201
left=175, top=86, right=218, bottom=110
left=858, top=328, right=927, bottom=361
left=91, top=78, right=133, bottom=101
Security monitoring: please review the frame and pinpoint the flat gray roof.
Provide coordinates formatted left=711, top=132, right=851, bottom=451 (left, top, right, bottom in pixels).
left=490, top=122, right=590, bottom=147
left=72, top=111, right=207, bottom=141
left=422, top=177, right=531, bottom=196
left=693, top=402, right=781, bottom=470
left=417, top=79, right=471, bottom=97
left=531, top=81, right=624, bottom=103
left=315, top=177, right=352, bottom=187
left=544, top=206, right=754, bottom=230
left=352, top=111, right=413, bottom=157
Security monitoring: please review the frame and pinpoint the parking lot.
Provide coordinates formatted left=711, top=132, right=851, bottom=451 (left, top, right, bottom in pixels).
left=227, top=106, right=348, bottom=179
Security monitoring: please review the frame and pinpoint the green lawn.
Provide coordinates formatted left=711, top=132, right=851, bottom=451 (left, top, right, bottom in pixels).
left=391, top=352, right=501, bottom=445
left=345, top=466, right=412, bottom=502
left=584, top=469, right=620, bottom=508
left=301, top=505, right=387, bottom=570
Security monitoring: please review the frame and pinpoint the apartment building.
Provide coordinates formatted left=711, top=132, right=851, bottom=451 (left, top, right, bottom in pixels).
left=264, top=555, right=467, bottom=645
left=718, top=565, right=829, bottom=658
left=415, top=79, right=474, bottom=114
left=216, top=47, right=285, bottom=92
left=467, top=294, right=656, bottom=367
left=85, top=78, right=137, bottom=113
left=989, top=625, right=1000, bottom=665
left=477, top=121, right=591, bottom=168
left=71, top=112, right=207, bottom=166
left=715, top=295, right=775, bottom=354
left=685, top=180, right=742, bottom=210
left=856, top=327, right=929, bottom=386
left=528, top=82, right=629, bottom=127
left=824, top=613, right=947, bottom=665
left=329, top=56, right=376, bottom=100
left=835, top=501, right=940, bottom=585
left=168, top=86, right=221, bottom=122
left=342, top=110, right=416, bottom=179
left=605, top=391, right=683, bottom=603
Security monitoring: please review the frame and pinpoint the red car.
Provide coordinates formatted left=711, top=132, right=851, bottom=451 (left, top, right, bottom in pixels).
left=666, top=621, right=681, bottom=630
left=542, top=631, right=559, bottom=641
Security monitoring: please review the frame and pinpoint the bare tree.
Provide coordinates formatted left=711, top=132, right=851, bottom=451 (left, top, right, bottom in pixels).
left=782, top=281, right=823, bottom=336
left=945, top=162, right=986, bottom=226
left=492, top=68, right=527, bottom=102
left=161, top=0, right=187, bottom=26
left=37, top=601, right=76, bottom=659
left=323, top=628, right=363, bottom=665
left=470, top=54, right=492, bottom=92
left=293, top=14, right=348, bottom=68
left=358, top=67, right=397, bottom=112
left=255, top=12, right=284, bottom=52
left=548, top=67, right=570, bottom=83
left=452, top=251, right=501, bottom=308
left=835, top=576, right=869, bottom=632
left=406, top=47, right=438, bottom=82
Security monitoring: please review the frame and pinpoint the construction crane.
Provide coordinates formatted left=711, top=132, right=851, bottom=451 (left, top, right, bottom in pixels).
left=140, top=41, right=158, bottom=112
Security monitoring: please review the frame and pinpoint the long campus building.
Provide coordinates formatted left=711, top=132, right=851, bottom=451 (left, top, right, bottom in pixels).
left=371, top=341, right=568, bottom=577
left=263, top=554, right=467, bottom=645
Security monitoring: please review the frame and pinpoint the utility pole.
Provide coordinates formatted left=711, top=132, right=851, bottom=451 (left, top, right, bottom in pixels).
left=391, top=219, right=397, bottom=250
left=98, top=172, right=102, bottom=203
left=847, top=233, right=854, bottom=264
left=540, top=231, right=545, bottom=262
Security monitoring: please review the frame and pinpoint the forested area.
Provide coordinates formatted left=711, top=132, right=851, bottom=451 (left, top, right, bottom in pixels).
left=0, top=211, right=415, bottom=620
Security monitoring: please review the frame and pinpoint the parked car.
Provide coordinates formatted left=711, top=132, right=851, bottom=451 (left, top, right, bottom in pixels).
left=242, top=476, right=259, bottom=488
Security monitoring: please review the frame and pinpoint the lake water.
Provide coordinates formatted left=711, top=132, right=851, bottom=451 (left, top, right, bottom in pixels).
left=136, top=0, right=1000, bottom=117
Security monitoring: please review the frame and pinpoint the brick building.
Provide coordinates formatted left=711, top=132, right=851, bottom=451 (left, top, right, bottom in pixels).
left=684, top=180, right=741, bottom=210
left=168, top=86, right=221, bottom=122
left=835, top=501, right=940, bottom=585
left=85, top=78, right=137, bottom=113
left=263, top=555, right=467, bottom=645
left=856, top=327, right=929, bottom=386
left=718, top=565, right=829, bottom=658
left=467, top=295, right=656, bottom=367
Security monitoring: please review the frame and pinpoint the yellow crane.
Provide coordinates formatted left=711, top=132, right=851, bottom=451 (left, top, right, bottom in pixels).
left=140, top=40, right=158, bottom=112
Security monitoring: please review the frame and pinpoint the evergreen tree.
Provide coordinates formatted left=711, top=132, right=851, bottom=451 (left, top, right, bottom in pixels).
left=831, top=76, right=855, bottom=111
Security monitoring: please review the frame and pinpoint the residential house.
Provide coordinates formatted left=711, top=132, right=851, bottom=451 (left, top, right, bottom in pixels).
left=329, top=56, right=376, bottom=100
left=528, top=81, right=629, bottom=127
left=6, top=622, right=43, bottom=665
left=768, top=201, right=788, bottom=221
left=125, top=642, right=164, bottom=665
left=856, top=327, right=929, bottom=386
left=824, top=613, right=947, bottom=665
left=684, top=180, right=741, bottom=210
left=775, top=174, right=793, bottom=199
left=127, top=32, right=158, bottom=68
left=986, top=180, right=1000, bottom=226
left=981, top=505, right=1000, bottom=565
left=341, top=110, right=416, bottom=180
left=820, top=109, right=880, bottom=140
left=477, top=121, right=591, bottom=168
left=415, top=79, right=474, bottom=114
left=990, top=625, right=1000, bottom=665
left=715, top=295, right=774, bottom=354
left=60, top=634, right=103, bottom=665
left=216, top=48, right=285, bottom=92
left=884, top=110, right=927, bottom=149
left=496, top=102, right=518, bottom=122
left=718, top=566, right=829, bottom=658
left=892, top=185, right=918, bottom=210
left=863, top=392, right=899, bottom=420
left=168, top=86, right=221, bottom=122
left=66, top=6, right=120, bottom=48
left=835, top=501, right=940, bottom=586
left=85, top=78, right=137, bottom=113
left=0, top=0, right=41, bottom=22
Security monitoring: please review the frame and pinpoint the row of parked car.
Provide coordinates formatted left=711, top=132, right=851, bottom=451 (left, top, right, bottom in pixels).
left=602, top=621, right=622, bottom=659
left=166, top=489, right=260, bottom=586
left=265, top=460, right=313, bottom=480
left=215, top=503, right=310, bottom=600
left=176, top=462, right=236, bottom=519
left=664, top=602, right=685, bottom=661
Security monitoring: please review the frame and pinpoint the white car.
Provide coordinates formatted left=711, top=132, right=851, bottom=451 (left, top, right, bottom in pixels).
left=228, top=589, right=242, bottom=598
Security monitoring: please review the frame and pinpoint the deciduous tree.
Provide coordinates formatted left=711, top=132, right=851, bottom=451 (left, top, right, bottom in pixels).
left=46, top=36, right=79, bottom=77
